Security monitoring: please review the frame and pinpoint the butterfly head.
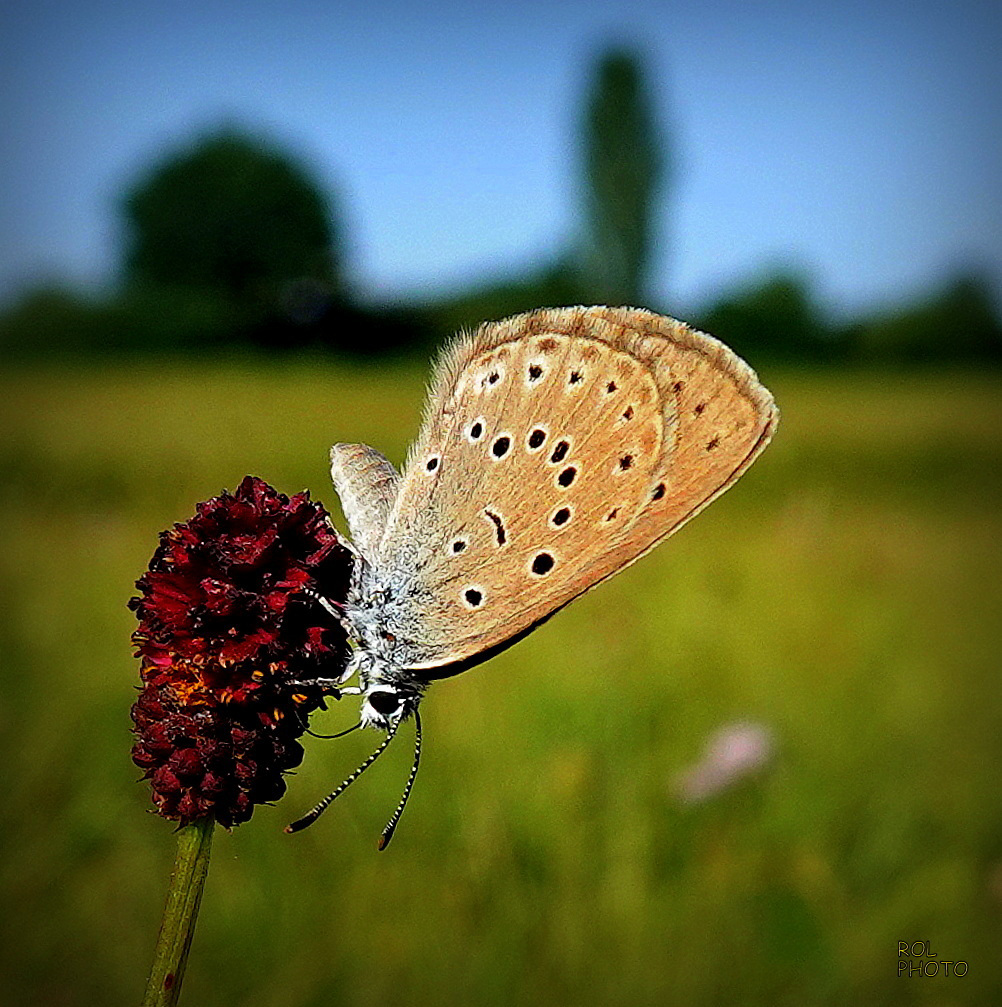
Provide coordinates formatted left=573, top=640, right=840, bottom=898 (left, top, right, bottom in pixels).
left=345, top=642, right=426, bottom=729
left=360, top=680, right=422, bottom=731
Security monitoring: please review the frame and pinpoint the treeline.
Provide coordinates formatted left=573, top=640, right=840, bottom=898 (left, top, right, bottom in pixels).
left=1, top=48, right=998, bottom=365
left=696, top=267, right=1002, bottom=365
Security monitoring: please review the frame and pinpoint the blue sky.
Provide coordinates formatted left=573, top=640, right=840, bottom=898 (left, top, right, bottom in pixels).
left=2, top=0, right=999, bottom=319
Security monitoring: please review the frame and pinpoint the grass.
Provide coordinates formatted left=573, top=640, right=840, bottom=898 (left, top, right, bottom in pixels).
left=1, top=357, right=1000, bottom=1006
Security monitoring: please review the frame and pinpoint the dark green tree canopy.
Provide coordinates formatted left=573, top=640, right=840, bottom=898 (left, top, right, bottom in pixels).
left=852, top=271, right=1002, bottom=362
left=697, top=269, right=834, bottom=361
left=120, top=129, right=342, bottom=326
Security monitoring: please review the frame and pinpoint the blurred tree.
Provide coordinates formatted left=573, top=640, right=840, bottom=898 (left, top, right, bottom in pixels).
left=579, top=47, right=666, bottom=306
left=0, top=285, right=122, bottom=356
left=422, top=256, right=585, bottom=339
left=0, top=282, right=265, bottom=357
left=696, top=268, right=841, bottom=362
left=120, top=128, right=343, bottom=347
left=849, top=271, right=1002, bottom=363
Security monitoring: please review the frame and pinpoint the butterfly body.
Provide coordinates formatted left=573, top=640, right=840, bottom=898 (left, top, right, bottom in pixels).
left=322, top=305, right=777, bottom=732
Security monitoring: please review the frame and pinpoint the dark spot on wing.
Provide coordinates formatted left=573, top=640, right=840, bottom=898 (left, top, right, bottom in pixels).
left=484, top=509, right=507, bottom=545
left=531, top=552, right=555, bottom=576
left=551, top=507, right=571, bottom=526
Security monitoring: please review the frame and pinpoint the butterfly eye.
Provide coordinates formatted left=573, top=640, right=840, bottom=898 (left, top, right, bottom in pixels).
left=368, top=691, right=401, bottom=716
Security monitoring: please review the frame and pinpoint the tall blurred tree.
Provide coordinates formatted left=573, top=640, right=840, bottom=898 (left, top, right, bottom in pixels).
left=120, top=129, right=343, bottom=345
left=579, top=48, right=666, bottom=306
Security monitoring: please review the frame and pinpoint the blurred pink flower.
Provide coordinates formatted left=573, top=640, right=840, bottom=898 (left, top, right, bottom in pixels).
left=673, top=722, right=774, bottom=803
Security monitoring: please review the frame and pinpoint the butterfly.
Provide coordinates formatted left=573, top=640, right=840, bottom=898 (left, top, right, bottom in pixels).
left=287, top=306, right=777, bottom=846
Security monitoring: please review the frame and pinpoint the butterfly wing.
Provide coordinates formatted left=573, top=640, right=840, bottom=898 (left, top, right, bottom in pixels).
left=370, top=306, right=777, bottom=671
left=329, top=443, right=400, bottom=562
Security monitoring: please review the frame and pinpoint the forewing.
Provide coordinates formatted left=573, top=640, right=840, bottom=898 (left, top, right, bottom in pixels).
left=374, top=306, right=777, bottom=670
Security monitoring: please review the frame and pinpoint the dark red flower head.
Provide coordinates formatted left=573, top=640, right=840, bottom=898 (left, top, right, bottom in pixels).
left=129, top=476, right=353, bottom=827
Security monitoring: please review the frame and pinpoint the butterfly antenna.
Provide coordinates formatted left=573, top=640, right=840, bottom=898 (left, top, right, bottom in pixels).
left=285, top=721, right=399, bottom=834
left=300, top=585, right=343, bottom=615
left=307, top=721, right=362, bottom=740
left=300, top=586, right=353, bottom=635
left=378, top=710, right=422, bottom=851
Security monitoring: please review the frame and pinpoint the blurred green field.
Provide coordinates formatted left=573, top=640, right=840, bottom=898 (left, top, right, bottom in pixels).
left=1, top=357, right=1000, bottom=1007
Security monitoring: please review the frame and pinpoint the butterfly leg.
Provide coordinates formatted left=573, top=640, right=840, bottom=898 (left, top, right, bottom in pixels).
left=286, top=677, right=344, bottom=695
left=289, top=646, right=364, bottom=690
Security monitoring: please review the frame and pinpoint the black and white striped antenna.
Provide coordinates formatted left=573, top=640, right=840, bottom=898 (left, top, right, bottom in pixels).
left=378, top=711, right=422, bottom=851
left=285, top=720, right=400, bottom=834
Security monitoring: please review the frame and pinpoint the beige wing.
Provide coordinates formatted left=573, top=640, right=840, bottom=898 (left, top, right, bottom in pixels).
left=374, top=306, right=778, bottom=670
left=330, top=443, right=400, bottom=562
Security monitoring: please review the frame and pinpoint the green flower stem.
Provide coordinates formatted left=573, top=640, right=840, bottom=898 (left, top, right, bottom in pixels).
left=141, top=817, right=214, bottom=1007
